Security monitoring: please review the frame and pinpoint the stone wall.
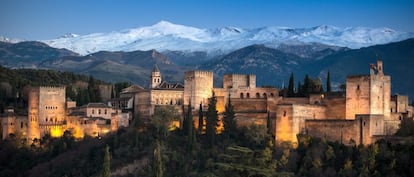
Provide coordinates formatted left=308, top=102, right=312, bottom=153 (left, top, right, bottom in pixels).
left=324, top=97, right=346, bottom=119
left=306, top=119, right=359, bottom=145
left=232, top=98, right=267, bottom=113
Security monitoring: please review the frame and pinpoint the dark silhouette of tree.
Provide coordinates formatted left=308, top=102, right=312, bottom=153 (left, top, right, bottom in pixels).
left=102, top=144, right=111, bottom=177
left=223, top=94, right=237, bottom=138
left=206, top=91, right=218, bottom=146
left=326, top=70, right=332, bottom=92
left=153, top=140, right=164, bottom=177
left=287, top=73, right=295, bottom=97
left=198, top=103, right=203, bottom=134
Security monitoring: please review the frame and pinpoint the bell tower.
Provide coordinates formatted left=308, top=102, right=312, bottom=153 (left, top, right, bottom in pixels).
left=150, top=64, right=162, bottom=88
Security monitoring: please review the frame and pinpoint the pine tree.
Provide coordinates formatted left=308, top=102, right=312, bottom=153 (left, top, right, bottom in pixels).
left=287, top=73, right=295, bottom=97
left=223, top=94, right=237, bottom=138
left=206, top=91, right=218, bottom=146
left=326, top=70, right=332, bottom=92
left=198, top=103, right=203, bottom=134
left=102, top=144, right=111, bottom=177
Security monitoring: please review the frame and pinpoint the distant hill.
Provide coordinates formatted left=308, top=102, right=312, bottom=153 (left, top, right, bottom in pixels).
left=38, top=49, right=188, bottom=86
left=199, top=38, right=414, bottom=99
left=1, top=38, right=414, bottom=99
left=306, top=38, right=414, bottom=99
left=0, top=41, right=78, bottom=67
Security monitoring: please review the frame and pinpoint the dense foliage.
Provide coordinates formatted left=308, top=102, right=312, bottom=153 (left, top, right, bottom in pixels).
left=1, top=112, right=414, bottom=177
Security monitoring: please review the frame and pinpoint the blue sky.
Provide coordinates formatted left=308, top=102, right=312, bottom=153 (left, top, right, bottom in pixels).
left=1, top=0, right=413, bottom=40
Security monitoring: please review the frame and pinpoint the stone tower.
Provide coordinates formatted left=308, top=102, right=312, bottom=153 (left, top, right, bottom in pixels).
left=184, top=71, right=214, bottom=110
left=28, top=87, right=41, bottom=140
left=150, top=64, right=162, bottom=88
left=28, top=86, right=66, bottom=140
left=346, top=60, right=391, bottom=119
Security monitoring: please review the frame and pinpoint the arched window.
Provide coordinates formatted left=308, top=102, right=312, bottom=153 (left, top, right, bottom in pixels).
left=246, top=93, right=250, bottom=98
left=263, top=93, right=267, bottom=98
left=105, top=109, right=107, bottom=114
left=256, top=93, right=260, bottom=98
left=240, top=93, right=244, bottom=99
left=98, top=109, right=101, bottom=114
left=270, top=93, right=274, bottom=97
left=46, top=118, right=48, bottom=122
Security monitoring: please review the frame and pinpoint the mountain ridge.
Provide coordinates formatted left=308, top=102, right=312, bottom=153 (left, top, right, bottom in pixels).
left=38, top=21, right=414, bottom=55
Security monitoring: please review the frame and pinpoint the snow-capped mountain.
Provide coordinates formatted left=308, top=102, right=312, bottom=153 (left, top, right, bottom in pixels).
left=42, top=21, right=414, bottom=55
left=0, top=36, right=22, bottom=43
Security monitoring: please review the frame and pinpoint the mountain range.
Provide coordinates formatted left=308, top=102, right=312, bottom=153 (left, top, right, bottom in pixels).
left=0, top=21, right=413, bottom=99
left=40, top=21, right=414, bottom=56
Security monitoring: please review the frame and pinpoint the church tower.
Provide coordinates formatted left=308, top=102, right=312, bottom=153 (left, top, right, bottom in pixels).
left=150, top=64, right=162, bottom=88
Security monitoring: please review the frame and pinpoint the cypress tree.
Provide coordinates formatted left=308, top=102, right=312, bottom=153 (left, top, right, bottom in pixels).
left=287, top=73, right=295, bottom=97
left=153, top=140, right=164, bottom=177
left=327, top=70, right=332, bottom=92
left=102, top=144, right=111, bottom=177
left=198, top=103, right=203, bottom=134
left=266, top=112, right=272, bottom=135
left=223, top=94, right=237, bottom=138
left=206, top=91, right=218, bottom=146
left=186, top=102, right=195, bottom=150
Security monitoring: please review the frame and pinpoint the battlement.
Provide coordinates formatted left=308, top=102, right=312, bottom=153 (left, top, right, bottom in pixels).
left=185, top=70, right=214, bottom=77
left=39, top=86, right=66, bottom=90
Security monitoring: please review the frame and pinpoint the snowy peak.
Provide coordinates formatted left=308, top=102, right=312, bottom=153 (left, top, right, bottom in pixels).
left=40, top=21, right=414, bottom=55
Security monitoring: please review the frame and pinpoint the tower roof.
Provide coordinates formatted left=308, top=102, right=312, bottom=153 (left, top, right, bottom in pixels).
left=152, top=64, right=160, bottom=73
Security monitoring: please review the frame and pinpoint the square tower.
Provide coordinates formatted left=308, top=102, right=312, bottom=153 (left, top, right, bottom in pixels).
left=28, top=86, right=66, bottom=140
left=184, top=71, right=214, bottom=110
left=346, top=61, right=391, bottom=119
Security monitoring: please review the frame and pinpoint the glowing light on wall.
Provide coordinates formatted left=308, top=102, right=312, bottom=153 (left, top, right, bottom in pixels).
left=50, top=127, right=63, bottom=137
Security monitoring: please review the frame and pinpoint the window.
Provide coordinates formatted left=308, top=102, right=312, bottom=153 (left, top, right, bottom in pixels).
left=283, top=111, right=286, bottom=117
left=240, top=93, right=244, bottom=99
left=256, top=93, right=260, bottom=98
left=21, top=122, right=23, bottom=128
left=92, top=109, right=95, bottom=114
left=270, top=93, right=274, bottom=97
left=105, top=109, right=107, bottom=114
left=99, top=109, right=101, bottom=114
left=246, top=93, right=250, bottom=98
left=263, top=93, right=267, bottom=98
left=357, top=85, right=360, bottom=90
left=46, top=118, right=48, bottom=122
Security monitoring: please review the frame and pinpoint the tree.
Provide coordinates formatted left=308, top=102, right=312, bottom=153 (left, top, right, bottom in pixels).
left=206, top=91, right=218, bottom=146
left=303, top=74, right=312, bottom=97
left=395, top=117, right=414, bottom=136
left=287, top=73, right=295, bottom=97
left=152, top=106, right=180, bottom=139
left=266, top=112, right=272, bottom=135
left=326, top=70, right=332, bottom=92
left=153, top=140, right=164, bottom=177
left=223, top=94, right=237, bottom=138
left=183, top=100, right=195, bottom=149
left=198, top=103, right=203, bottom=134
left=102, top=144, right=111, bottom=177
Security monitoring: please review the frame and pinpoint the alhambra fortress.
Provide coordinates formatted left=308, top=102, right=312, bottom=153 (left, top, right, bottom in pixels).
left=1, top=60, right=412, bottom=146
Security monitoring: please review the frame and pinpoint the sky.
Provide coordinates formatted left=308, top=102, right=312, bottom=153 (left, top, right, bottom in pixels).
left=1, top=0, right=413, bottom=40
